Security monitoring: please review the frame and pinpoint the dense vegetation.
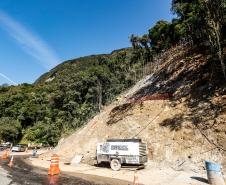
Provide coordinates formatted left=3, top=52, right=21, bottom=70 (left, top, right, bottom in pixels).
left=0, top=0, right=225, bottom=145
left=131, top=0, right=226, bottom=74
left=0, top=49, right=148, bottom=145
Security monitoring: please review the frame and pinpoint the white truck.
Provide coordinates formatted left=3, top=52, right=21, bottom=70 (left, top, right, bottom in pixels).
left=96, top=139, right=148, bottom=170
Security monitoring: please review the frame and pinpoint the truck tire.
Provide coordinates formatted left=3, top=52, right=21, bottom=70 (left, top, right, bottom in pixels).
left=110, top=159, right=121, bottom=171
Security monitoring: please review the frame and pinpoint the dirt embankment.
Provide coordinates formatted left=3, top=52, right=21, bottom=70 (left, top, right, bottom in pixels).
left=40, top=44, right=226, bottom=177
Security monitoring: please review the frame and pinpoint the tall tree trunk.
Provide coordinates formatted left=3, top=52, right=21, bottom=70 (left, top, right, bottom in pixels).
left=204, top=0, right=226, bottom=78
left=214, top=22, right=225, bottom=78
left=97, top=79, right=102, bottom=112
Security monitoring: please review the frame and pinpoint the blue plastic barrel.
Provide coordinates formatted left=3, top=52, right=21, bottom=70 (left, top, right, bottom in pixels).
left=205, top=161, right=225, bottom=185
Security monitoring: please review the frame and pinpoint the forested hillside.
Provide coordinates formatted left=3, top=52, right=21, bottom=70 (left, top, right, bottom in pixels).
left=0, top=0, right=225, bottom=146
left=0, top=48, right=150, bottom=145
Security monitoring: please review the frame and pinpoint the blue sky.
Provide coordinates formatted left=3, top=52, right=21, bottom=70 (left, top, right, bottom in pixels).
left=0, top=0, right=173, bottom=85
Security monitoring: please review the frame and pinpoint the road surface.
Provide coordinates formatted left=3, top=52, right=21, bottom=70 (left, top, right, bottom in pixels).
left=0, top=156, right=103, bottom=185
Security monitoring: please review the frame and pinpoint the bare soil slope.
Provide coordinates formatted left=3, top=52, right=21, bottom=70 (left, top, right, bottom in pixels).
left=46, top=44, right=226, bottom=171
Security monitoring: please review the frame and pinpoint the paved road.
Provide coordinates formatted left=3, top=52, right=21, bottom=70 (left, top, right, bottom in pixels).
left=0, top=164, right=14, bottom=185
left=0, top=156, right=102, bottom=185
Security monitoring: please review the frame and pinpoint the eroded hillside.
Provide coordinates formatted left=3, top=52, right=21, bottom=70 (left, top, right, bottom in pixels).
left=49, top=44, right=226, bottom=171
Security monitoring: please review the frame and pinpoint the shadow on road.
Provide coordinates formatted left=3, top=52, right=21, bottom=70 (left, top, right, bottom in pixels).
left=191, top=176, right=208, bottom=184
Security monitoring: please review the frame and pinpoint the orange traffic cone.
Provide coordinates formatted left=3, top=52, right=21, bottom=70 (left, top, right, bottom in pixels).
left=6, top=149, right=10, bottom=157
left=133, top=170, right=139, bottom=185
left=1, top=150, right=8, bottom=160
left=48, top=175, right=59, bottom=185
left=8, top=156, right=14, bottom=167
left=48, top=154, right=60, bottom=175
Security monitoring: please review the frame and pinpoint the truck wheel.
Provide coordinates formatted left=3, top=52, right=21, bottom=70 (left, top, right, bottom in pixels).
left=110, top=159, right=121, bottom=171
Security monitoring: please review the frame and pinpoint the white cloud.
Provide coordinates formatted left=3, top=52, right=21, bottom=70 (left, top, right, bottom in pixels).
left=0, top=72, right=17, bottom=85
left=0, top=11, right=60, bottom=69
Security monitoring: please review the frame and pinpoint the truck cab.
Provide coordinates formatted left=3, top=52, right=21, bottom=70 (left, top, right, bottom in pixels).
left=96, top=139, right=148, bottom=170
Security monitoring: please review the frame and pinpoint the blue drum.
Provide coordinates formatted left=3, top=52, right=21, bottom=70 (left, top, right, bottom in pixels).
left=205, top=161, right=225, bottom=185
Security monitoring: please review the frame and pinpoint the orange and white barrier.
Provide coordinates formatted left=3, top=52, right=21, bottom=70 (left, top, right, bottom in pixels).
left=133, top=170, right=139, bottom=185
left=48, top=154, right=60, bottom=175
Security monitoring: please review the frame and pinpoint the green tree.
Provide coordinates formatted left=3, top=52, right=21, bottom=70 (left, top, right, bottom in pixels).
left=172, top=0, right=226, bottom=77
left=148, top=20, right=171, bottom=52
left=0, top=117, right=21, bottom=143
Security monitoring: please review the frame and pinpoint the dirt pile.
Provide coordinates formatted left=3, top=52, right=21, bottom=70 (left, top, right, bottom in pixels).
left=44, top=44, right=226, bottom=172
